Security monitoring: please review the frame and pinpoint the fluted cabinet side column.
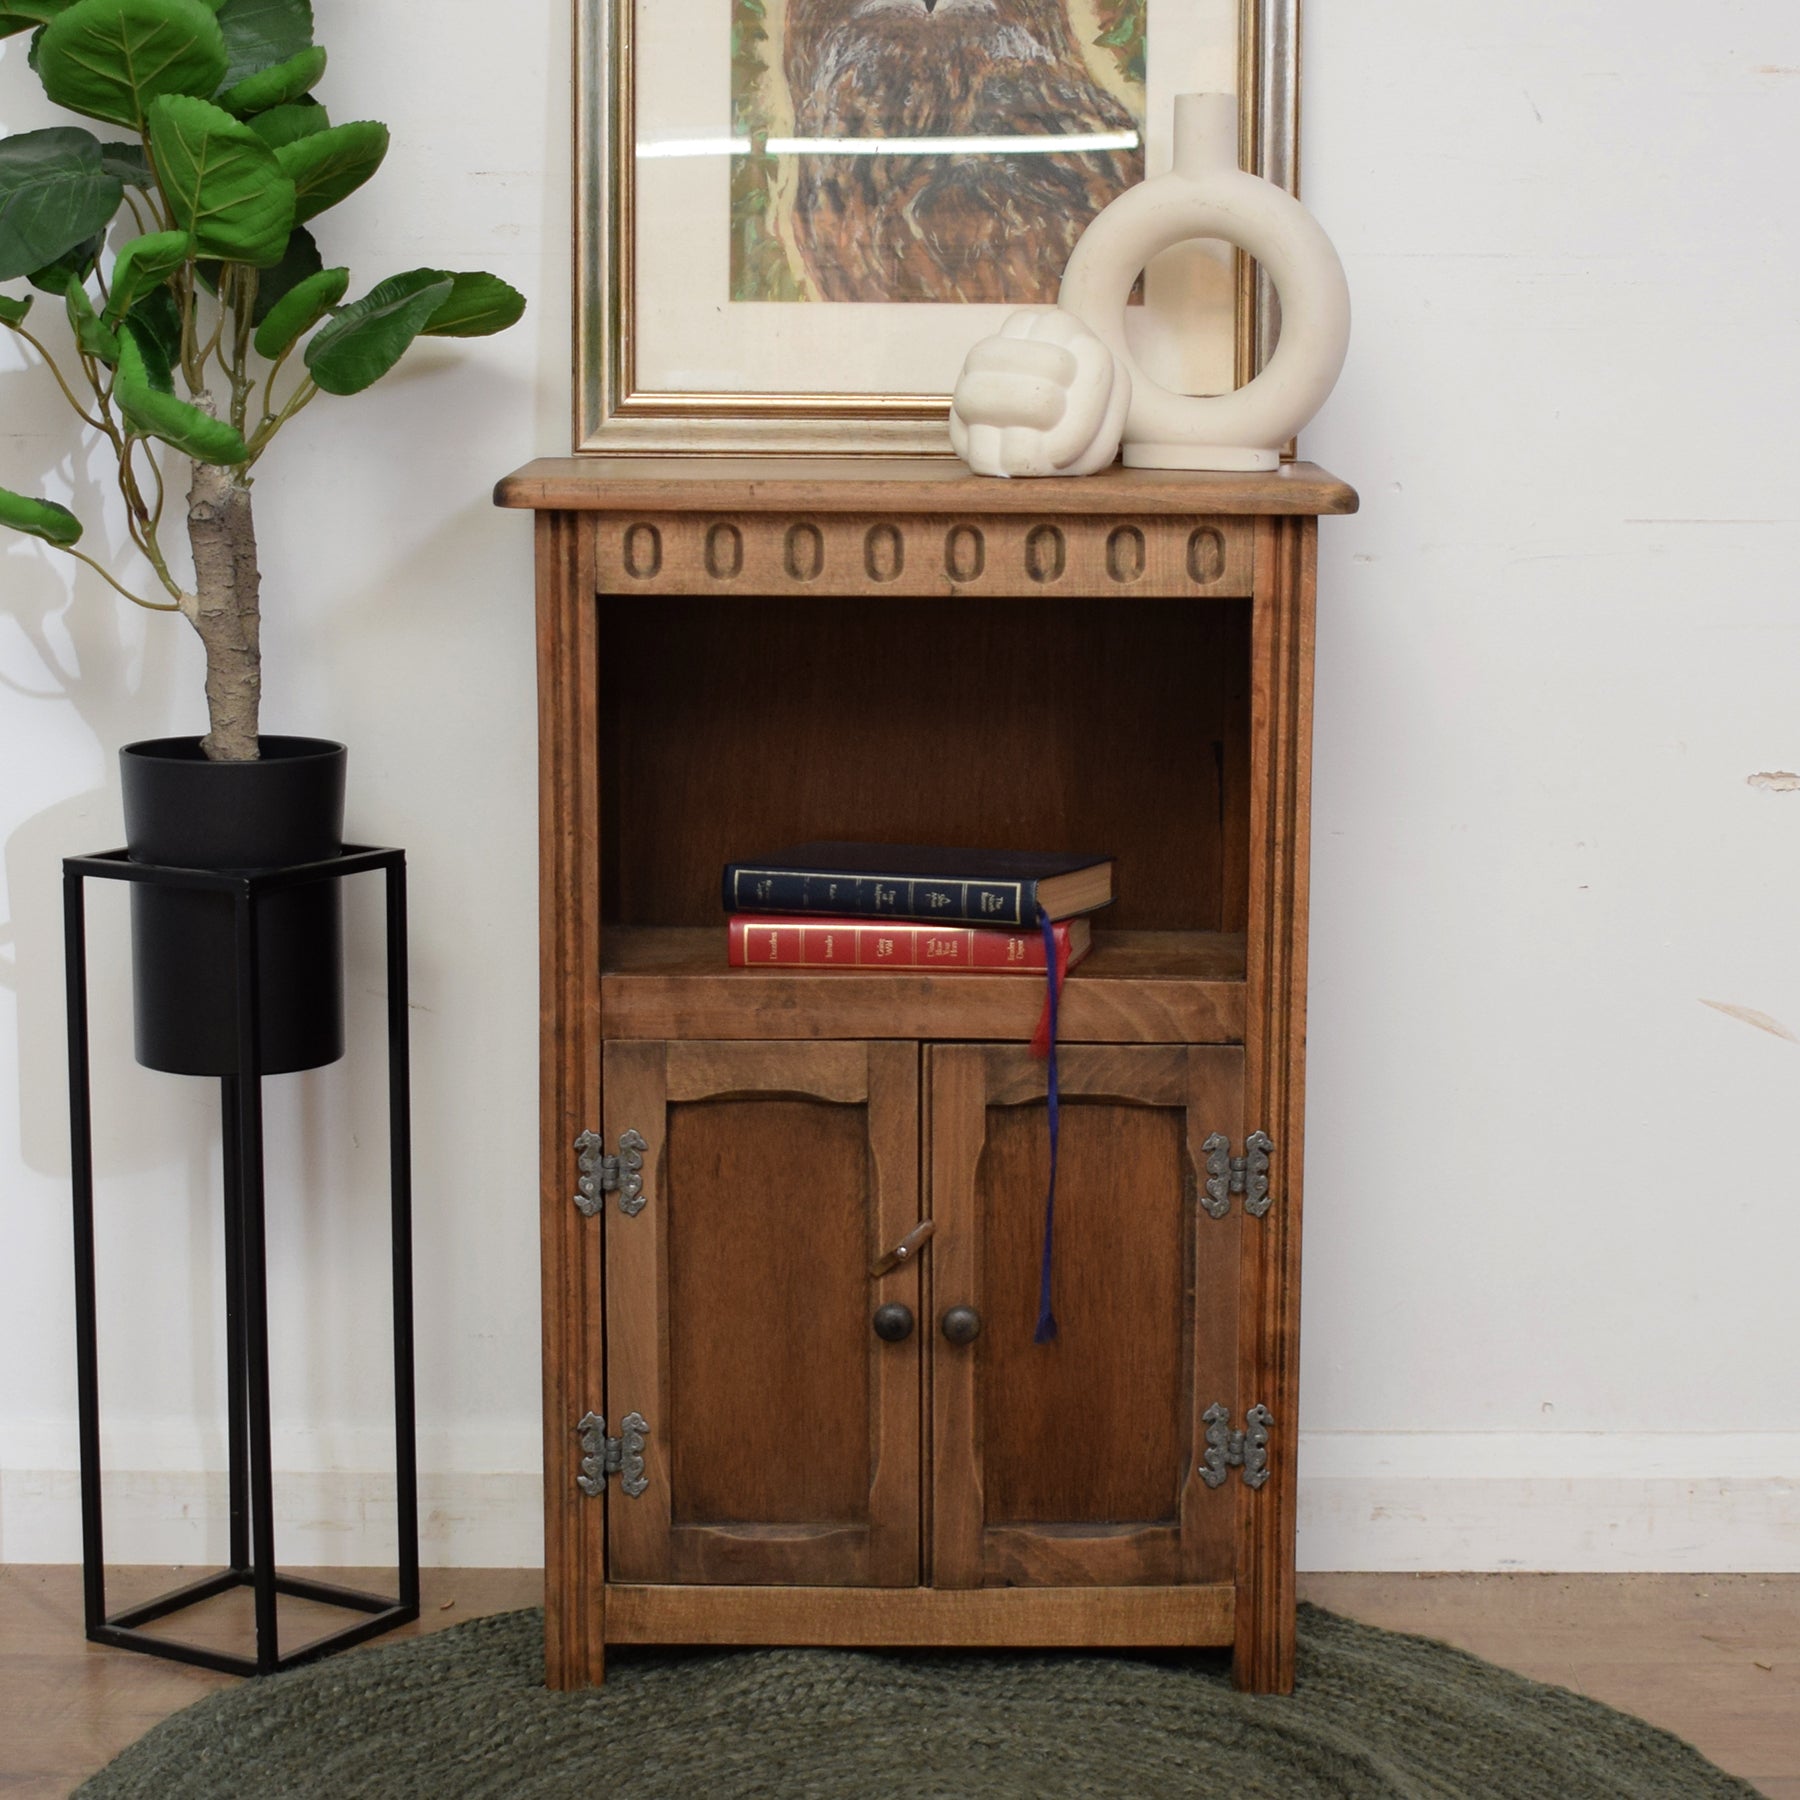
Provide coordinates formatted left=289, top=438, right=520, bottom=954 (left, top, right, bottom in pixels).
left=1235, top=512, right=1317, bottom=1693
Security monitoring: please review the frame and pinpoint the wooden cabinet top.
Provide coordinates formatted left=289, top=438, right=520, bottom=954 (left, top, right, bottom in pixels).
left=494, top=458, right=1357, bottom=518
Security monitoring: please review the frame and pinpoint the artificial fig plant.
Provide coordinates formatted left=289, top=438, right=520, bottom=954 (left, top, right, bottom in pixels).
left=0, top=0, right=525, bottom=760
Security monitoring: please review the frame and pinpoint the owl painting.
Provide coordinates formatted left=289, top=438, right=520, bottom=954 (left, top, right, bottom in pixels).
left=731, top=0, right=1145, bottom=305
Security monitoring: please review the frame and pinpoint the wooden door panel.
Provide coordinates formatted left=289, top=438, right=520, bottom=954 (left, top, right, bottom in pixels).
left=605, top=1040, right=921, bottom=1586
left=667, top=1098, right=869, bottom=1527
left=977, top=1098, right=1189, bottom=1524
left=930, top=1043, right=1243, bottom=1590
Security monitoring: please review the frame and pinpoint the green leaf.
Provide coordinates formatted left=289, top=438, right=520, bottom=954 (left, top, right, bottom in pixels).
left=0, top=0, right=71, bottom=40
left=63, top=272, right=120, bottom=361
left=28, top=229, right=101, bottom=292
left=420, top=270, right=527, bottom=339
left=146, top=93, right=296, bottom=266
left=98, top=139, right=154, bottom=188
left=252, top=259, right=340, bottom=357
left=114, top=306, right=172, bottom=387
left=124, top=281, right=181, bottom=370
left=243, top=220, right=317, bottom=322
left=217, top=42, right=324, bottom=117
left=0, top=484, right=83, bottom=546
left=246, top=98, right=328, bottom=149
left=114, top=325, right=249, bottom=461
left=0, top=291, right=35, bottom=326
left=120, top=307, right=171, bottom=389
left=275, top=120, right=388, bottom=225
left=195, top=224, right=315, bottom=315
left=37, top=0, right=229, bottom=131
left=105, top=228, right=188, bottom=320
left=303, top=269, right=452, bottom=396
left=214, top=0, right=311, bottom=87
left=0, top=127, right=123, bottom=283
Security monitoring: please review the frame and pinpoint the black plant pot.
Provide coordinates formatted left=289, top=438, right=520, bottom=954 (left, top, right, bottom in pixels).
left=121, top=736, right=347, bottom=1076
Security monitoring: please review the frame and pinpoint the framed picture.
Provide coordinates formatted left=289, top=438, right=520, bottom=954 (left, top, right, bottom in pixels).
left=575, top=0, right=1300, bottom=453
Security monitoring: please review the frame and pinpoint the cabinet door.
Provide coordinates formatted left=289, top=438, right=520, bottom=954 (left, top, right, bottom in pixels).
left=929, top=1043, right=1243, bottom=1588
left=603, top=1040, right=921, bottom=1586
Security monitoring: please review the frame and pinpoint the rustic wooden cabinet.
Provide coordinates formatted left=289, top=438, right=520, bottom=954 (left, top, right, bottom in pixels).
left=497, top=457, right=1357, bottom=1693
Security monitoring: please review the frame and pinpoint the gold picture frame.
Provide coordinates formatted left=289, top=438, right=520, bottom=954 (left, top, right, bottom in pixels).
left=574, top=0, right=1301, bottom=454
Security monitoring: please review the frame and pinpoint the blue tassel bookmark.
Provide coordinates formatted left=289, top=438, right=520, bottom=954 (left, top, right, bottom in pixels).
left=1033, top=909, right=1062, bottom=1344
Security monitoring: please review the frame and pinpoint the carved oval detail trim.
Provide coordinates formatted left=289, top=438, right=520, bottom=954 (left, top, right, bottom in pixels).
left=1024, top=523, right=1066, bottom=584
left=784, top=521, right=824, bottom=582
left=864, top=522, right=904, bottom=583
left=944, top=523, right=986, bottom=583
left=1187, top=526, right=1226, bottom=584
left=1107, top=525, right=1146, bottom=583
left=705, top=522, right=743, bottom=580
left=622, top=522, right=662, bottom=580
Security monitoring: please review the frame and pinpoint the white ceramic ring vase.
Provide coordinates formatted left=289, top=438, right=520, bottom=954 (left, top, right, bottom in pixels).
left=1059, top=92, right=1351, bottom=471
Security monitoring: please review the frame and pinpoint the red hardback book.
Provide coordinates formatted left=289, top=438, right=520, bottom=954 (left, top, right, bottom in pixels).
left=727, top=913, right=1092, bottom=973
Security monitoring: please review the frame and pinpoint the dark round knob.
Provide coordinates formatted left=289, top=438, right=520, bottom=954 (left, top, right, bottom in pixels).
left=872, top=1303, right=915, bottom=1343
left=940, top=1305, right=982, bottom=1346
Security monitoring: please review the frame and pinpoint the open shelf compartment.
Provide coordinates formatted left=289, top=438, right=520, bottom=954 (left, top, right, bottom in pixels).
left=598, top=588, right=1253, bottom=1045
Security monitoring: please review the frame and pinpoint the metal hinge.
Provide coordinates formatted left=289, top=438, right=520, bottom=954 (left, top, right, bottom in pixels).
left=1200, top=1402, right=1273, bottom=1490
left=575, top=1410, right=649, bottom=1498
left=1200, top=1130, right=1274, bottom=1218
left=573, top=1128, right=647, bottom=1217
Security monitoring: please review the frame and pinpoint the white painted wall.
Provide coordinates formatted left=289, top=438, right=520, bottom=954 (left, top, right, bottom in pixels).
left=1297, top=0, right=1800, bottom=1567
left=3, top=1, right=1797, bottom=1573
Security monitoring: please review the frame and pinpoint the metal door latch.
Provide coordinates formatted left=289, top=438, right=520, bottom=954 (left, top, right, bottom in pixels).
left=1200, top=1402, right=1273, bottom=1490
left=1200, top=1130, right=1274, bottom=1218
left=575, top=1410, right=649, bottom=1498
left=573, top=1128, right=647, bottom=1217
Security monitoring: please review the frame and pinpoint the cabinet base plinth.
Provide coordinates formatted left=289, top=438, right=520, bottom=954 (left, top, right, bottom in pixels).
left=604, top=1582, right=1235, bottom=1650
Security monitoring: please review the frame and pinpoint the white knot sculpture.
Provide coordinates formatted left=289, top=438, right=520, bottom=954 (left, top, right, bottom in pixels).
left=950, top=90, right=1351, bottom=476
left=947, top=308, right=1130, bottom=479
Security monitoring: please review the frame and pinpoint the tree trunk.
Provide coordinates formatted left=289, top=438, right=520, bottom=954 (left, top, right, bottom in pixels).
left=182, top=458, right=262, bottom=761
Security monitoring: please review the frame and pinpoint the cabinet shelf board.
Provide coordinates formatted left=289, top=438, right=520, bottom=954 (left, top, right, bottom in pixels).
left=599, top=927, right=1246, bottom=1044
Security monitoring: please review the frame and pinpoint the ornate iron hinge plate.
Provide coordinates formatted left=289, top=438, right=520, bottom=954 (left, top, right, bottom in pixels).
left=1200, top=1402, right=1273, bottom=1489
left=1200, top=1130, right=1274, bottom=1218
left=575, top=1410, right=649, bottom=1498
left=573, top=1128, right=647, bottom=1217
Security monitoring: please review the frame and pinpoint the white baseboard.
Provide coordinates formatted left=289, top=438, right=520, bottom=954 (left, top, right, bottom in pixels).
left=1297, top=1432, right=1800, bottom=1572
left=1, top=1466, right=543, bottom=1567
left=0, top=1420, right=546, bottom=1566
left=5, top=1432, right=1796, bottom=1571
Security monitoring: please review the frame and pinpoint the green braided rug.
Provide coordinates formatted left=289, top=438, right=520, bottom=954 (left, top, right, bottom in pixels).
left=78, top=1604, right=1760, bottom=1799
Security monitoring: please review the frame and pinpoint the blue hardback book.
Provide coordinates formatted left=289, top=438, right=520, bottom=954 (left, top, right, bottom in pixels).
left=722, top=842, right=1114, bottom=928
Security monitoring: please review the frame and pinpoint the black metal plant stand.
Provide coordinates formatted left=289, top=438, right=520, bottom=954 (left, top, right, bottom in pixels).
left=63, top=845, right=419, bottom=1677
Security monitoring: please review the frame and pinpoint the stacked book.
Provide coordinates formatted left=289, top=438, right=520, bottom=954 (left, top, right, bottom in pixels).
left=721, top=842, right=1113, bottom=972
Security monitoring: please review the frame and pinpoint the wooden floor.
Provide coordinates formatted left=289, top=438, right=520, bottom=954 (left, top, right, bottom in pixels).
left=1300, top=1574, right=1797, bottom=1799
left=1, top=1568, right=1792, bottom=1797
